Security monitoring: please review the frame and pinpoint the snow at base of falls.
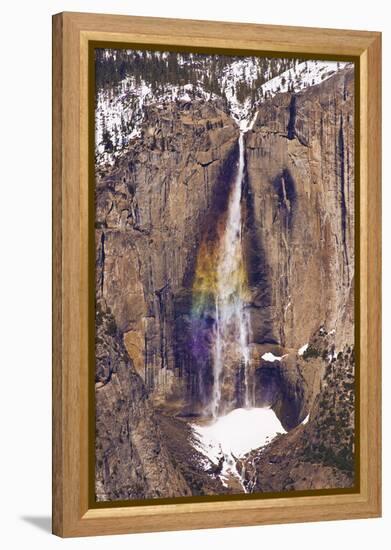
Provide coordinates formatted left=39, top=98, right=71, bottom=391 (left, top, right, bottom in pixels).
left=192, top=407, right=286, bottom=488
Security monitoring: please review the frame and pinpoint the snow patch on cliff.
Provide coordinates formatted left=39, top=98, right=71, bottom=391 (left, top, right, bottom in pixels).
left=298, top=343, right=309, bottom=356
left=262, top=352, right=284, bottom=362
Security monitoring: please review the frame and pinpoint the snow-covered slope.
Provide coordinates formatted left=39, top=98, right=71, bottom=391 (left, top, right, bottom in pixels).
left=220, top=57, right=261, bottom=128
left=95, top=78, right=216, bottom=165
left=95, top=53, right=351, bottom=164
left=221, top=58, right=351, bottom=129
left=260, top=60, right=350, bottom=97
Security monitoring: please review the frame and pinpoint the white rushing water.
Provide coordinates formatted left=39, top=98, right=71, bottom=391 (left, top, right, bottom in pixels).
left=211, top=131, right=252, bottom=418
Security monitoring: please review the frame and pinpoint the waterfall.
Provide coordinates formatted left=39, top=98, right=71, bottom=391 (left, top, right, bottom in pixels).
left=211, top=131, right=252, bottom=418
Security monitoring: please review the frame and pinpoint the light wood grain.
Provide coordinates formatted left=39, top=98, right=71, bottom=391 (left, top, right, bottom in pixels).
left=52, top=11, right=382, bottom=537
left=364, top=33, right=382, bottom=514
left=52, top=11, right=63, bottom=537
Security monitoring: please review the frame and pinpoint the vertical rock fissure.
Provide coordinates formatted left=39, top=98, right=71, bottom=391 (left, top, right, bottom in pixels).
left=100, top=232, right=105, bottom=295
left=155, top=284, right=169, bottom=371
left=287, top=95, right=297, bottom=140
left=338, top=115, right=349, bottom=271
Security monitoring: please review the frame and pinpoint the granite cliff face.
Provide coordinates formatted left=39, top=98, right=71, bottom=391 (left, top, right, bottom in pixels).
left=96, top=99, right=240, bottom=412
left=95, top=64, right=356, bottom=497
left=240, top=68, right=355, bottom=432
left=244, top=68, right=354, bottom=352
left=240, top=343, right=355, bottom=492
left=95, top=303, right=191, bottom=501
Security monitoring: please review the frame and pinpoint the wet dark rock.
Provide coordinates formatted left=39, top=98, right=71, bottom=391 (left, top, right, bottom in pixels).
left=242, top=346, right=355, bottom=493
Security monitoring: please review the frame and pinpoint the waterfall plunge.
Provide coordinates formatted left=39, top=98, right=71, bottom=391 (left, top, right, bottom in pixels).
left=211, top=131, right=252, bottom=418
left=190, top=114, right=289, bottom=490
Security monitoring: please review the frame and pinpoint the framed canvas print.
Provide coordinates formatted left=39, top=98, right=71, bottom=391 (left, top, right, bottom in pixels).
left=52, top=12, right=381, bottom=537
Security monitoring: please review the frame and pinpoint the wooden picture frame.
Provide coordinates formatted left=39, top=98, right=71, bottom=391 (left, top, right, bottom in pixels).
left=52, top=11, right=381, bottom=537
